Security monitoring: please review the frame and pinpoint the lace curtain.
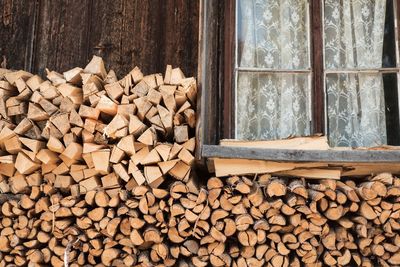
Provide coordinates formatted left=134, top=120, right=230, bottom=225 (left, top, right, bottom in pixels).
left=236, top=0, right=311, bottom=140
left=325, top=0, right=387, bottom=147
left=236, top=0, right=388, bottom=147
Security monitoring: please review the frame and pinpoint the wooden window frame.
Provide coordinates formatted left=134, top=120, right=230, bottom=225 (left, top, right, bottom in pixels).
left=198, top=0, right=400, bottom=163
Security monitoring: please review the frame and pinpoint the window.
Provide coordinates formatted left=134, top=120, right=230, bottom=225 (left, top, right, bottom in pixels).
left=225, top=0, right=400, bottom=147
left=198, top=0, right=400, bottom=163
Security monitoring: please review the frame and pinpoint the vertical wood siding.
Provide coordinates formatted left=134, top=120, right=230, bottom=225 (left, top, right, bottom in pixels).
left=0, top=0, right=199, bottom=78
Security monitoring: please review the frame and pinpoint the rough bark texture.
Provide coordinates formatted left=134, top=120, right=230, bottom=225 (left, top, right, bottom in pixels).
left=0, top=0, right=199, bottom=77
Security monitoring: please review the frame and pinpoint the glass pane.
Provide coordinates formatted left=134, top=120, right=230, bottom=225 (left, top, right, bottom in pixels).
left=383, top=74, right=400, bottom=145
left=382, top=0, right=396, bottom=68
left=236, top=72, right=311, bottom=140
left=324, top=0, right=391, bottom=69
left=237, top=0, right=310, bottom=69
left=327, top=73, right=388, bottom=147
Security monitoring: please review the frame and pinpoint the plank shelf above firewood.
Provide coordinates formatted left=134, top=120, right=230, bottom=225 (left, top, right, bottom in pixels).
left=205, top=136, right=400, bottom=178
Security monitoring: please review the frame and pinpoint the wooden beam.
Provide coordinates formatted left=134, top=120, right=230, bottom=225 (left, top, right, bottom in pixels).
left=202, top=145, right=400, bottom=163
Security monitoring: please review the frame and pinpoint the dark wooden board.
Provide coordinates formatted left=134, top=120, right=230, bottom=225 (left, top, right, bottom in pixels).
left=88, top=0, right=198, bottom=78
left=88, top=0, right=160, bottom=78
left=311, top=0, right=324, bottom=135
left=198, top=0, right=221, bottom=149
left=160, top=0, right=199, bottom=78
left=33, top=0, right=92, bottom=75
left=0, top=0, right=199, bottom=78
left=202, top=145, right=400, bottom=163
left=0, top=0, right=38, bottom=71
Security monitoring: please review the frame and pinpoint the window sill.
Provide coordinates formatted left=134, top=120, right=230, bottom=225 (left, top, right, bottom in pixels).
left=201, top=144, right=400, bottom=163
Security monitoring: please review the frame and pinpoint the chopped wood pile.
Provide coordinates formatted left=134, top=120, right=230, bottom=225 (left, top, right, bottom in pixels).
left=0, top=57, right=199, bottom=266
left=1, top=171, right=400, bottom=266
left=2, top=57, right=400, bottom=267
left=0, top=55, right=197, bottom=195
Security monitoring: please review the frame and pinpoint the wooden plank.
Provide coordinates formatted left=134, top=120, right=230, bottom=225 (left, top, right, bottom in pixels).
left=198, top=0, right=220, bottom=152
left=212, top=158, right=400, bottom=177
left=222, top=0, right=235, bottom=139
left=33, top=0, right=91, bottom=75
left=94, top=0, right=160, bottom=76
left=220, top=136, right=330, bottom=150
left=160, top=0, right=199, bottom=77
left=212, top=158, right=329, bottom=177
left=88, top=0, right=198, bottom=78
left=127, top=0, right=163, bottom=76
left=276, top=168, right=342, bottom=180
left=1, top=0, right=199, bottom=80
left=341, top=163, right=400, bottom=176
left=311, top=0, right=324, bottom=134
left=88, top=0, right=131, bottom=77
left=203, top=145, right=400, bottom=163
left=0, top=0, right=38, bottom=71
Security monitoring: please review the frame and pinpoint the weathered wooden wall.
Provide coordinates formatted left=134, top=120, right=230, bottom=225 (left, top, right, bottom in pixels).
left=0, top=0, right=199, bottom=78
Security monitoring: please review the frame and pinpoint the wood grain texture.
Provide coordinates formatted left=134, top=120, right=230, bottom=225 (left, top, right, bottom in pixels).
left=0, top=0, right=38, bottom=71
left=202, top=145, right=400, bottom=163
left=160, top=0, right=199, bottom=77
left=222, top=0, right=235, bottom=139
left=88, top=0, right=149, bottom=78
left=1, top=0, right=199, bottom=78
left=311, top=0, right=324, bottom=135
left=198, top=0, right=220, bottom=147
left=88, top=0, right=198, bottom=78
left=33, top=0, right=92, bottom=75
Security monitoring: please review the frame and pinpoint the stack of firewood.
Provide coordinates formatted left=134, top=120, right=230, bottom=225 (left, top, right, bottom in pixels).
left=0, top=56, right=197, bottom=197
left=1, top=172, right=400, bottom=266
left=0, top=182, right=199, bottom=266
left=203, top=173, right=400, bottom=267
left=2, top=58, right=400, bottom=266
